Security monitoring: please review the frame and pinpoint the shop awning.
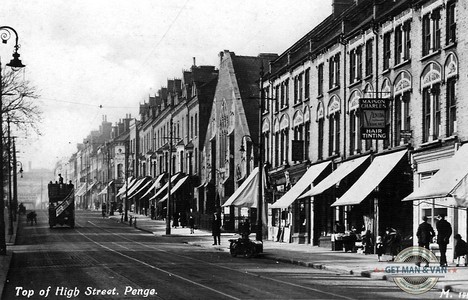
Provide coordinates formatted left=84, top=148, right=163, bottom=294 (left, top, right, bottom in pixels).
left=403, top=144, right=468, bottom=207
left=222, top=167, right=260, bottom=208
left=158, top=176, right=189, bottom=203
left=299, top=155, right=370, bottom=199
left=75, top=184, right=87, bottom=197
left=127, top=177, right=152, bottom=198
left=116, top=177, right=136, bottom=197
left=331, top=150, right=407, bottom=207
left=130, top=179, right=153, bottom=199
left=271, top=161, right=331, bottom=209
left=140, top=173, right=166, bottom=199
left=98, top=180, right=114, bottom=196
left=149, top=173, right=182, bottom=201
left=86, top=182, right=96, bottom=193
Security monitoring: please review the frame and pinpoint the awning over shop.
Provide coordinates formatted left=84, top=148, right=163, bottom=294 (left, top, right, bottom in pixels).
left=86, top=182, right=96, bottom=193
left=158, top=176, right=189, bottom=203
left=98, top=181, right=114, bottom=196
left=116, top=177, right=136, bottom=197
left=271, top=161, right=331, bottom=209
left=140, top=173, right=166, bottom=199
left=222, top=167, right=260, bottom=208
left=149, top=173, right=182, bottom=201
left=130, top=179, right=153, bottom=199
left=403, top=144, right=468, bottom=207
left=299, top=155, right=370, bottom=199
left=127, top=177, right=152, bottom=198
left=331, top=150, right=407, bottom=207
left=75, top=184, right=87, bottom=197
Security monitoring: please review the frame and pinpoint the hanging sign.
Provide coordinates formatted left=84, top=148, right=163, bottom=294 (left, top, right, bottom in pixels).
left=359, top=98, right=389, bottom=140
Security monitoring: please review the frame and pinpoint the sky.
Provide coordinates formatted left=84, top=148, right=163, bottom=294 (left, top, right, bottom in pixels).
left=1, top=0, right=332, bottom=171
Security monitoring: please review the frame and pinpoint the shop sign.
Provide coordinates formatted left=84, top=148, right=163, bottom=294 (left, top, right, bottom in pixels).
left=360, top=98, right=389, bottom=140
left=400, top=130, right=412, bottom=138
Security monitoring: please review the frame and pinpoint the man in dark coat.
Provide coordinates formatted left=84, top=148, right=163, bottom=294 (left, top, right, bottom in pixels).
left=212, top=208, right=222, bottom=245
left=417, top=216, right=435, bottom=249
left=436, top=214, right=452, bottom=267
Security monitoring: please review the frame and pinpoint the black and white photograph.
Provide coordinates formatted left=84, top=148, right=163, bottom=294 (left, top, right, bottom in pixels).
left=0, top=0, right=467, bottom=299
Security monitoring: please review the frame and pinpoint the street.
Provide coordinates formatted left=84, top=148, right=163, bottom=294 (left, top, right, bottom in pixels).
left=3, top=211, right=441, bottom=300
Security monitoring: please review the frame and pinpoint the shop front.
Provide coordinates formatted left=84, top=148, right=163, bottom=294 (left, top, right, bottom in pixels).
left=270, top=161, right=331, bottom=244
left=404, top=143, right=468, bottom=262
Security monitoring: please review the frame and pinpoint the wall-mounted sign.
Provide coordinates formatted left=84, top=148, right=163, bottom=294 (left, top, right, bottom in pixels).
left=360, top=98, right=389, bottom=140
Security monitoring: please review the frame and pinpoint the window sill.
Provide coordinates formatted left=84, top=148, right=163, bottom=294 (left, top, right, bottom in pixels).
left=420, top=50, right=441, bottom=62
left=280, top=105, right=289, bottom=112
left=262, top=111, right=270, bottom=116
left=328, top=85, right=340, bottom=93
left=393, top=59, right=411, bottom=70
left=364, top=74, right=373, bottom=81
left=293, top=102, right=303, bottom=108
left=382, top=68, right=391, bottom=76
left=348, top=80, right=362, bottom=89
left=444, top=41, right=457, bottom=51
left=317, top=94, right=324, bottom=100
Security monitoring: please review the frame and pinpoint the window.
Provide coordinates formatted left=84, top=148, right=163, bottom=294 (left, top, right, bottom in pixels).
left=298, top=73, right=303, bottom=103
left=349, top=46, right=362, bottom=84
left=365, top=40, right=373, bottom=76
left=194, top=113, right=198, bottom=137
left=328, top=113, right=340, bottom=156
left=275, top=131, right=280, bottom=166
left=349, top=110, right=360, bottom=154
left=318, top=64, right=324, bottom=96
left=383, top=32, right=391, bottom=70
left=422, top=85, right=441, bottom=142
left=446, top=1, right=457, bottom=45
left=263, top=133, right=270, bottom=163
left=446, top=78, right=457, bottom=136
left=304, top=69, right=310, bottom=100
left=422, top=9, right=441, bottom=56
left=280, top=83, right=285, bottom=108
left=304, top=121, right=310, bottom=161
left=275, top=85, right=280, bottom=112
left=285, top=80, right=289, bottom=107
left=190, top=116, right=193, bottom=139
left=294, top=76, right=299, bottom=104
left=329, top=53, right=340, bottom=89
left=318, top=118, right=324, bottom=160
left=263, top=87, right=269, bottom=113
left=404, top=22, right=411, bottom=60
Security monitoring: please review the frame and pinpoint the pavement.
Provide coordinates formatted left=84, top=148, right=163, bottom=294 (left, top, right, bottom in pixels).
left=0, top=210, right=20, bottom=297
left=2, top=211, right=467, bottom=297
left=110, top=212, right=468, bottom=295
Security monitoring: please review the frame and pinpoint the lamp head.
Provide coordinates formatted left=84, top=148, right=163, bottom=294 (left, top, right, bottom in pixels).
left=6, top=50, right=25, bottom=71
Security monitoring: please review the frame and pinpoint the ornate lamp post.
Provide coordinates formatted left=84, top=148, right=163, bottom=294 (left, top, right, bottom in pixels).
left=0, top=26, right=26, bottom=255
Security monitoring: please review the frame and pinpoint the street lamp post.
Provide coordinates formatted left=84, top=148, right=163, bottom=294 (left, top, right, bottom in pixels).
left=238, top=66, right=267, bottom=242
left=0, top=26, right=26, bottom=255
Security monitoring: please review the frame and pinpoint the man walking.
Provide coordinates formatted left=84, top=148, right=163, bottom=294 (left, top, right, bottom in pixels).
left=436, top=214, right=452, bottom=267
left=417, top=216, right=435, bottom=249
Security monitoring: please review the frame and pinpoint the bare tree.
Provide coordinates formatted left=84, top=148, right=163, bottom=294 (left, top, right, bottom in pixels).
left=1, top=68, right=42, bottom=133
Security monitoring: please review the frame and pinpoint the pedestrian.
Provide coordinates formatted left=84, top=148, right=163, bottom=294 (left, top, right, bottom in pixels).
left=58, top=174, right=64, bottom=184
left=417, top=216, right=435, bottom=249
left=101, top=203, right=107, bottom=218
left=188, top=213, right=195, bottom=234
left=361, top=229, right=373, bottom=254
left=150, top=205, right=155, bottom=220
left=376, top=236, right=384, bottom=262
left=436, top=214, right=452, bottom=267
left=173, top=212, right=179, bottom=228
left=383, top=227, right=401, bottom=261
left=454, top=234, right=468, bottom=267
left=212, top=207, right=221, bottom=245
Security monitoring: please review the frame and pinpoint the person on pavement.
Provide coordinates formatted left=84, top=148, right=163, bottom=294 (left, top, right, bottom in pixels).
left=384, top=227, right=401, bottom=261
left=454, top=234, right=468, bottom=267
left=417, top=216, right=435, bottom=250
left=436, top=214, right=452, bottom=267
left=212, top=207, right=221, bottom=245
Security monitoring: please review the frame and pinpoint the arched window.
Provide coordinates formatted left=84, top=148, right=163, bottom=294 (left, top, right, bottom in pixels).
left=348, top=90, right=361, bottom=155
left=328, top=96, right=341, bottom=156
left=292, top=111, right=304, bottom=162
left=317, top=102, right=325, bottom=160
left=262, top=118, right=270, bottom=164
left=394, top=71, right=412, bottom=145
left=303, top=107, right=310, bottom=161
left=280, top=115, right=290, bottom=164
left=273, top=119, right=280, bottom=167
left=445, top=53, right=458, bottom=136
left=421, top=62, right=442, bottom=142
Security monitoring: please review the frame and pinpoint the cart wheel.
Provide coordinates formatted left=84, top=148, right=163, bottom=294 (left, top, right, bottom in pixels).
left=230, top=242, right=238, bottom=257
left=244, top=245, right=255, bottom=258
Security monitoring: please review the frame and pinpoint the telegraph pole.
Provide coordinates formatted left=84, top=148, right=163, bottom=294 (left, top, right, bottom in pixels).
left=166, top=117, right=173, bottom=235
